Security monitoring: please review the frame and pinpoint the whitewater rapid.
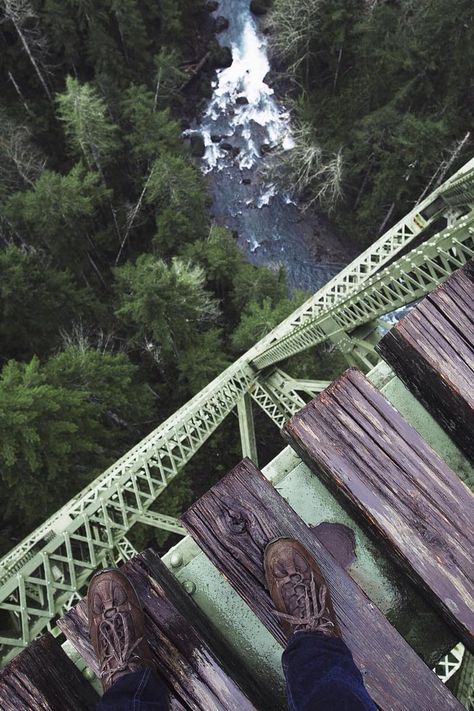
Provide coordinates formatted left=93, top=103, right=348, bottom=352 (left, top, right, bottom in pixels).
left=200, top=12, right=294, bottom=174
left=189, top=0, right=345, bottom=290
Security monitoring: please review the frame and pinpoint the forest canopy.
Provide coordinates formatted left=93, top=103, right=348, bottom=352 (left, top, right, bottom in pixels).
left=0, top=0, right=303, bottom=553
left=269, top=0, right=473, bottom=240
left=1, top=0, right=472, bottom=555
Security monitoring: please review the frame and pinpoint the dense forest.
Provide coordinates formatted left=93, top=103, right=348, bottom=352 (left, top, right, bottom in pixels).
left=0, top=0, right=306, bottom=554
left=269, top=0, right=474, bottom=240
left=1, top=0, right=472, bottom=556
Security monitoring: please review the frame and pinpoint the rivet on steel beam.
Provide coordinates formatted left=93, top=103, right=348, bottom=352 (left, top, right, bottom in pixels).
left=183, top=580, right=196, bottom=595
left=84, top=667, right=96, bottom=681
left=169, top=552, right=183, bottom=569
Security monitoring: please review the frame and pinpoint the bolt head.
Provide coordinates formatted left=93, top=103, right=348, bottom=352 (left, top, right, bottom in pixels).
left=183, top=580, right=196, bottom=595
left=169, top=552, right=183, bottom=568
left=84, top=667, right=96, bottom=681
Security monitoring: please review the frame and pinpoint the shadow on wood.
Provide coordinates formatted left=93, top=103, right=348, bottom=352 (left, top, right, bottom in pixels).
left=378, top=258, right=474, bottom=462
left=283, top=367, right=474, bottom=650
left=0, top=632, right=99, bottom=710
left=182, top=458, right=463, bottom=711
left=58, top=549, right=271, bottom=710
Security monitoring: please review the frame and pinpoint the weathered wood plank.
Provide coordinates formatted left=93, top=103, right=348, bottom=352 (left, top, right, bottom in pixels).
left=182, top=458, right=463, bottom=711
left=378, top=259, right=474, bottom=460
left=283, top=368, right=474, bottom=650
left=58, top=549, right=270, bottom=711
left=0, top=632, right=99, bottom=710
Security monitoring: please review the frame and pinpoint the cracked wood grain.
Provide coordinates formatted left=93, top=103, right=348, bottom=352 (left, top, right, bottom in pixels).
left=0, top=632, right=99, bottom=710
left=182, top=458, right=463, bottom=711
left=58, top=549, right=268, bottom=711
left=283, top=368, right=474, bottom=651
left=378, top=258, right=474, bottom=461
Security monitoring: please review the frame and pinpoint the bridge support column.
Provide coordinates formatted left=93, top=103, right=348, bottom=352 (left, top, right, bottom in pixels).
left=237, top=393, right=258, bottom=465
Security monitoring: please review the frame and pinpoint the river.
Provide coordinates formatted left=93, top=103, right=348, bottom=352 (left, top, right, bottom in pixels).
left=188, top=0, right=351, bottom=292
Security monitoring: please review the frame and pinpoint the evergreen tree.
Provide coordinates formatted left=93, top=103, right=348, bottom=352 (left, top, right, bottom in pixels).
left=232, top=293, right=307, bottom=352
left=146, top=153, right=208, bottom=251
left=56, top=77, right=120, bottom=170
left=176, top=329, right=230, bottom=396
left=120, top=84, right=181, bottom=163
left=0, top=245, right=99, bottom=360
left=114, top=254, right=220, bottom=358
left=4, top=164, right=110, bottom=268
left=0, top=347, right=154, bottom=533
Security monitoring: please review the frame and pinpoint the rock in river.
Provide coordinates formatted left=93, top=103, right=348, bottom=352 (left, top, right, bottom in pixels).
left=215, top=16, right=229, bottom=33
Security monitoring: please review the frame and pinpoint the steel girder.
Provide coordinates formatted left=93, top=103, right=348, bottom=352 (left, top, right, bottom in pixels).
left=251, top=210, right=474, bottom=369
left=250, top=158, right=474, bottom=369
left=1, top=157, right=474, bottom=665
left=134, top=511, right=186, bottom=536
left=452, top=649, right=474, bottom=709
left=441, top=166, right=474, bottom=209
left=0, top=360, right=256, bottom=662
left=250, top=369, right=330, bottom=428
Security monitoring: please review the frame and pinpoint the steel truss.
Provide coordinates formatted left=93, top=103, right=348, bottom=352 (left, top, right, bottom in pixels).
left=250, top=158, right=474, bottom=368
left=1, top=158, right=474, bottom=664
left=251, top=211, right=474, bottom=369
left=251, top=369, right=330, bottom=428
left=0, top=361, right=256, bottom=662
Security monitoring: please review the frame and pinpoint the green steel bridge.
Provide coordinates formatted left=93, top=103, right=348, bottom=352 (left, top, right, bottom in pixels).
left=1, top=157, right=474, bottom=705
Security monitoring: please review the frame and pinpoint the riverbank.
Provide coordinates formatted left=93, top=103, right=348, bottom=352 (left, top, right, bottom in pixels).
left=185, top=0, right=356, bottom=293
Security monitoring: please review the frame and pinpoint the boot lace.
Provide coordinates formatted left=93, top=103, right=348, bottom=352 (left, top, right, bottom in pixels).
left=98, top=609, right=144, bottom=687
left=274, top=571, right=336, bottom=634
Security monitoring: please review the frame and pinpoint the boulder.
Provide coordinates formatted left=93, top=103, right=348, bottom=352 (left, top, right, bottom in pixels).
left=250, top=0, right=270, bottom=16
left=242, top=177, right=252, bottom=185
left=221, top=142, right=234, bottom=151
left=205, top=0, right=219, bottom=11
left=190, top=134, right=205, bottom=158
left=208, top=45, right=233, bottom=69
left=235, top=96, right=249, bottom=105
left=231, top=146, right=241, bottom=157
left=260, top=143, right=272, bottom=155
left=215, top=16, right=229, bottom=32
left=211, top=134, right=222, bottom=143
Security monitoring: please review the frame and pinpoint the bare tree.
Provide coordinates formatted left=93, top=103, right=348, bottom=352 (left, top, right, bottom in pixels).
left=416, top=131, right=472, bottom=203
left=269, top=0, right=323, bottom=77
left=0, top=113, right=46, bottom=198
left=267, top=123, right=344, bottom=212
left=1, top=0, right=52, bottom=100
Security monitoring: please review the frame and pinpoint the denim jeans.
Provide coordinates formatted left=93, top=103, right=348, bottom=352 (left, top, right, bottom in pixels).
left=98, top=631, right=377, bottom=710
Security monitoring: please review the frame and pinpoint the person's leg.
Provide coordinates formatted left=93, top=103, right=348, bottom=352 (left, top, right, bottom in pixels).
left=282, top=631, right=376, bottom=711
left=87, top=568, right=169, bottom=710
left=97, top=667, right=169, bottom=711
left=264, top=537, right=377, bottom=711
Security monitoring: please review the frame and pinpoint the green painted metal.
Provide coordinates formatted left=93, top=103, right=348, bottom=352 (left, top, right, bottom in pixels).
left=452, top=649, right=474, bottom=709
left=251, top=210, right=474, bottom=369
left=250, top=158, right=474, bottom=369
left=237, top=393, right=258, bottom=464
left=1, top=157, right=474, bottom=665
left=0, top=359, right=257, bottom=663
left=441, top=166, right=474, bottom=209
left=251, top=369, right=330, bottom=428
left=134, top=511, right=186, bottom=536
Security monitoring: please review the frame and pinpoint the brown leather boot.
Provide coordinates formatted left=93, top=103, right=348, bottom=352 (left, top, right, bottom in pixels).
left=264, top=537, right=342, bottom=640
left=87, top=569, right=154, bottom=691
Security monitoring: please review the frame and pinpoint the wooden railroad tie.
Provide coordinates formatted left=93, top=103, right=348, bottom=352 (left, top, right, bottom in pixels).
left=283, top=367, right=474, bottom=650
left=58, top=549, right=270, bottom=710
left=378, top=257, right=474, bottom=461
left=182, top=458, right=464, bottom=711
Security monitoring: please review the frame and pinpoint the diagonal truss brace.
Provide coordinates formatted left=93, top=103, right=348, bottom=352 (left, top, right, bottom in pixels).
left=250, top=158, right=474, bottom=369
left=251, top=211, right=474, bottom=369
left=251, top=369, right=330, bottom=428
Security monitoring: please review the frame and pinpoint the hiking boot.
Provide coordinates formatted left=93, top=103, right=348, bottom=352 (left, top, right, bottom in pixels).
left=264, top=537, right=342, bottom=640
left=88, top=569, right=154, bottom=691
